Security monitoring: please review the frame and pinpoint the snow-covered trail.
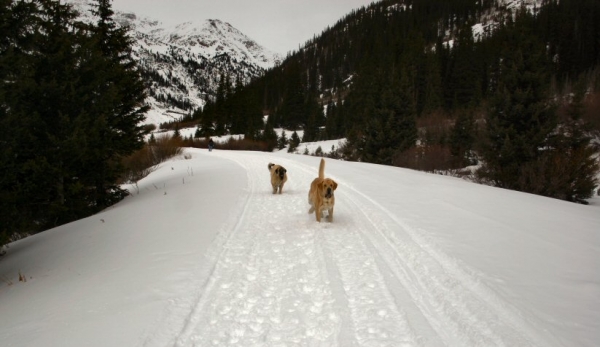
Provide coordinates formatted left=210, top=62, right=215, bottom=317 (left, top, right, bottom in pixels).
left=142, top=150, right=553, bottom=347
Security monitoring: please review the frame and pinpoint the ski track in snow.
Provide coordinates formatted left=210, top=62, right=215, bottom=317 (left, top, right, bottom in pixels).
left=141, top=152, right=552, bottom=347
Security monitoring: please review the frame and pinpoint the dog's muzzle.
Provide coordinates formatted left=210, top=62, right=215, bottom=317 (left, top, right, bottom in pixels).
left=325, top=187, right=333, bottom=198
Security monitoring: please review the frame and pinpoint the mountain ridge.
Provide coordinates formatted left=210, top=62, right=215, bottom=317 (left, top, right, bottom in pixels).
left=69, top=0, right=282, bottom=126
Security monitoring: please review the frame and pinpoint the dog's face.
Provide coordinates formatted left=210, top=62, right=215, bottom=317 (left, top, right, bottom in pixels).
left=269, top=163, right=286, bottom=181
left=274, top=166, right=286, bottom=180
left=320, top=178, right=337, bottom=198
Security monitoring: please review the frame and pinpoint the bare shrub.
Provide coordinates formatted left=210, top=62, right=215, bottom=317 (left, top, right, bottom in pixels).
left=1, top=275, right=13, bottom=286
left=337, top=139, right=360, bottom=161
left=120, top=145, right=157, bottom=184
left=219, top=137, right=270, bottom=151
left=393, top=145, right=460, bottom=172
left=120, top=135, right=184, bottom=185
left=417, top=110, right=452, bottom=145
left=517, top=146, right=599, bottom=204
left=151, top=135, right=183, bottom=163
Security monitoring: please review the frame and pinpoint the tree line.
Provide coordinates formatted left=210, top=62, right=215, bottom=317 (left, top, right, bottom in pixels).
left=0, top=0, right=148, bottom=248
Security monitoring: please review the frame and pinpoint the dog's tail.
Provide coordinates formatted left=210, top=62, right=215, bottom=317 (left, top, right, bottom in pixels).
left=318, top=158, right=325, bottom=179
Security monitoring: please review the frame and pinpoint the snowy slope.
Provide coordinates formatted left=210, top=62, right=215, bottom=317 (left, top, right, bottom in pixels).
left=0, top=149, right=598, bottom=347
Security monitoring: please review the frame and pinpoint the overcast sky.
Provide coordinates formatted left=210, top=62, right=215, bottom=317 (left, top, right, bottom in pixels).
left=110, top=0, right=376, bottom=55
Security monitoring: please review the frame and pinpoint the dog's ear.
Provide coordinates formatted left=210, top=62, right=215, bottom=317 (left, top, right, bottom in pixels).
left=282, top=168, right=286, bottom=174
left=268, top=163, right=274, bottom=171
left=332, top=180, right=338, bottom=190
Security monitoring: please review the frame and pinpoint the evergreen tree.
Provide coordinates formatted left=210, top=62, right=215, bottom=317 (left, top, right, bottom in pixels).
left=288, top=131, right=301, bottom=153
left=420, top=51, right=444, bottom=114
left=84, top=0, right=149, bottom=208
left=0, top=0, right=148, bottom=246
left=0, top=0, right=40, bottom=245
left=516, top=80, right=599, bottom=203
left=278, top=62, right=306, bottom=129
left=445, top=24, right=482, bottom=109
left=198, top=100, right=215, bottom=137
left=173, top=125, right=181, bottom=139
left=324, top=100, right=340, bottom=139
left=353, top=64, right=418, bottom=165
left=277, top=131, right=288, bottom=150
left=449, top=111, right=476, bottom=165
left=261, top=116, right=278, bottom=151
left=479, top=12, right=557, bottom=191
left=302, top=98, right=324, bottom=142
left=213, top=72, right=230, bottom=135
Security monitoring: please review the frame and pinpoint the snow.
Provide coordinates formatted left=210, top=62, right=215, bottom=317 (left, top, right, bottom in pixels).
left=1, top=146, right=599, bottom=347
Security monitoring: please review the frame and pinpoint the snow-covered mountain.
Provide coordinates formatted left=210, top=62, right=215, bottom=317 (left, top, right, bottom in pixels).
left=121, top=15, right=282, bottom=126
left=69, top=0, right=282, bottom=126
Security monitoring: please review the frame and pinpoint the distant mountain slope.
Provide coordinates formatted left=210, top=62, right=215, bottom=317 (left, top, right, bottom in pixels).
left=69, top=0, right=282, bottom=126
left=217, top=0, right=596, bottom=133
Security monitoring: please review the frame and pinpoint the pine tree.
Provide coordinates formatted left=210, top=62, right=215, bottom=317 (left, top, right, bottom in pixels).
left=198, top=100, right=215, bottom=137
left=278, top=63, right=306, bottom=129
left=449, top=111, right=476, bottom=165
left=1, top=0, right=149, bottom=245
left=277, top=131, right=288, bottom=150
left=261, top=116, right=278, bottom=151
left=84, top=0, right=149, bottom=208
left=445, top=24, right=482, bottom=109
left=479, top=12, right=557, bottom=191
left=0, top=0, right=41, bottom=245
left=288, top=131, right=301, bottom=153
left=213, top=72, right=230, bottom=135
left=516, top=80, right=599, bottom=203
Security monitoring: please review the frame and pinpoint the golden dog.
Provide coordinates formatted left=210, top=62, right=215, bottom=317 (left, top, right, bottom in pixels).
left=268, top=163, right=288, bottom=194
left=308, top=158, right=338, bottom=222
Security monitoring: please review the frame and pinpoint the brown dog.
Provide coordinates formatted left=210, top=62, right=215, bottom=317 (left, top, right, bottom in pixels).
left=308, top=158, right=338, bottom=222
left=268, top=163, right=288, bottom=194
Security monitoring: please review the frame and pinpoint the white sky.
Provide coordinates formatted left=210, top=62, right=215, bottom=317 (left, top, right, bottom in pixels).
left=110, top=0, right=376, bottom=55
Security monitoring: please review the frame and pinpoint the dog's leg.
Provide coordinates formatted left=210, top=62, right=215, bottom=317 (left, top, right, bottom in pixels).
left=315, top=205, right=322, bottom=222
left=272, top=185, right=277, bottom=194
left=327, top=207, right=334, bottom=222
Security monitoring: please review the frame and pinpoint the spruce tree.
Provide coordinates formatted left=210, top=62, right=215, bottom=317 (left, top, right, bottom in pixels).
left=85, top=0, right=149, bottom=208
left=277, top=131, right=288, bottom=150
left=199, top=100, right=215, bottom=137
left=479, top=12, right=557, bottom=191
left=261, top=116, right=278, bottom=151
left=288, top=131, right=300, bottom=153
left=450, top=111, right=476, bottom=166
left=0, top=0, right=40, bottom=245
left=0, top=0, right=149, bottom=246
left=516, top=80, right=599, bottom=203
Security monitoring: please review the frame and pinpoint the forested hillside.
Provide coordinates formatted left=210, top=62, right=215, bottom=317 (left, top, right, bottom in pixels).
left=0, top=0, right=147, bottom=246
left=194, top=0, right=600, bottom=203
